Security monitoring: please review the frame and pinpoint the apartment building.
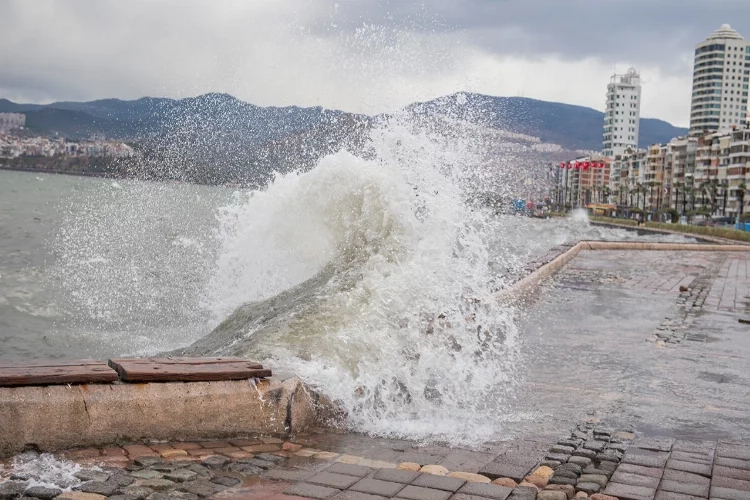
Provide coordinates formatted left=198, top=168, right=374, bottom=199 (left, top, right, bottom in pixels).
left=603, top=68, right=641, bottom=157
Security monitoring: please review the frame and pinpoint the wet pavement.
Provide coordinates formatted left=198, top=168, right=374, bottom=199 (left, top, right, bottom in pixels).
left=510, top=249, right=750, bottom=442
left=2, top=247, right=750, bottom=500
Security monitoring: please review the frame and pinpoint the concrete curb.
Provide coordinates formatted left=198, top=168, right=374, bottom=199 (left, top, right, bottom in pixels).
left=0, top=376, right=330, bottom=457
left=495, top=240, right=750, bottom=304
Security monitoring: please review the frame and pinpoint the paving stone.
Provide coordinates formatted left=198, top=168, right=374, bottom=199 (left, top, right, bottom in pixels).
left=263, top=466, right=315, bottom=482
left=547, top=454, right=572, bottom=463
left=130, top=470, right=162, bottom=480
left=632, top=438, right=675, bottom=453
left=661, top=469, right=710, bottom=486
left=536, top=492, right=567, bottom=500
left=133, top=457, right=163, bottom=467
left=607, top=443, right=629, bottom=453
left=226, top=462, right=263, bottom=475
left=672, top=440, right=715, bottom=454
left=583, top=467, right=613, bottom=478
left=596, top=461, right=618, bottom=473
left=242, top=457, right=278, bottom=469
left=709, top=485, right=749, bottom=500
left=108, top=495, right=139, bottom=500
left=137, top=479, right=175, bottom=492
left=572, top=449, right=597, bottom=459
left=714, top=457, right=750, bottom=470
left=669, top=451, right=713, bottom=465
left=542, top=460, right=562, bottom=469
left=164, top=469, right=198, bottom=482
left=555, top=469, right=581, bottom=479
left=76, top=481, right=120, bottom=496
left=622, top=450, right=669, bottom=469
left=551, top=445, right=576, bottom=454
left=330, top=492, right=388, bottom=500
left=392, top=485, right=449, bottom=500
left=714, top=465, right=750, bottom=482
left=455, top=482, right=513, bottom=499
left=653, top=492, right=704, bottom=500
left=178, top=481, right=222, bottom=498
left=208, top=476, right=241, bottom=487
left=577, top=482, right=601, bottom=495
left=549, top=476, right=578, bottom=486
left=665, top=459, right=712, bottom=477
left=326, top=463, right=374, bottom=478
left=24, top=487, right=62, bottom=500
left=583, top=442, right=607, bottom=453
left=186, top=464, right=211, bottom=477
left=712, top=475, right=750, bottom=492
left=74, top=471, right=111, bottom=483
left=559, top=440, right=584, bottom=449
left=109, top=473, right=136, bottom=487
left=373, top=469, right=421, bottom=484
left=478, top=463, right=534, bottom=483
left=256, top=452, right=287, bottom=464
left=568, top=457, right=592, bottom=468
left=717, top=445, right=750, bottom=461
left=579, top=474, right=608, bottom=487
left=603, top=481, right=656, bottom=500
left=118, top=487, right=154, bottom=500
left=349, top=478, right=406, bottom=497
left=557, top=464, right=583, bottom=475
left=615, top=463, right=664, bottom=479
left=285, top=482, right=341, bottom=499
left=411, top=474, right=465, bottom=492
left=55, top=494, right=107, bottom=500
left=610, top=471, right=660, bottom=489
left=658, top=479, right=709, bottom=497
left=307, top=471, right=361, bottom=489
left=438, top=450, right=497, bottom=473
left=200, top=456, right=229, bottom=469
left=505, top=486, right=537, bottom=500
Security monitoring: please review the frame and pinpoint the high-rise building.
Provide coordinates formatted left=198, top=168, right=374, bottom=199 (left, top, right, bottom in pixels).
left=689, top=24, right=750, bottom=136
left=603, top=68, right=641, bottom=158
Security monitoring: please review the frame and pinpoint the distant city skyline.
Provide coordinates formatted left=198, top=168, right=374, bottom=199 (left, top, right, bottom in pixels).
left=2, top=0, right=750, bottom=128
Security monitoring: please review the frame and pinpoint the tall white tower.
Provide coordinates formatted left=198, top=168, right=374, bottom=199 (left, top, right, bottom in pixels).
left=603, top=68, right=641, bottom=158
left=689, top=24, right=749, bottom=135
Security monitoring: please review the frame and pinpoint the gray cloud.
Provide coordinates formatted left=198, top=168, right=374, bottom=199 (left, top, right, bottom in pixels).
left=1, top=0, right=748, bottom=126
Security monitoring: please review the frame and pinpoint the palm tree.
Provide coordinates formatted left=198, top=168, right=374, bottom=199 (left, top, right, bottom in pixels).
left=603, top=186, right=611, bottom=204
left=673, top=181, right=684, bottom=214
left=738, top=182, right=746, bottom=222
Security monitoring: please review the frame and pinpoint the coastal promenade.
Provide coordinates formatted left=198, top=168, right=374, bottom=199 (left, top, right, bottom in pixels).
left=2, top=244, right=750, bottom=500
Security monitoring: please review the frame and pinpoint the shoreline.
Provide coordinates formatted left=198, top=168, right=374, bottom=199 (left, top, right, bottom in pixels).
left=0, top=165, right=116, bottom=179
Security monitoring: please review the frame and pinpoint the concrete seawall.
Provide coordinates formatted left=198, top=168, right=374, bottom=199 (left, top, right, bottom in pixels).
left=0, top=375, right=333, bottom=457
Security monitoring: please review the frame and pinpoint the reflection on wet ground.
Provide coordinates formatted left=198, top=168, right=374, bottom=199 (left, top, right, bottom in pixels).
left=511, top=249, right=750, bottom=442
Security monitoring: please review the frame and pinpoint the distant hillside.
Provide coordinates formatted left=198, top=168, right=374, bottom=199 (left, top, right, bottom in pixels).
left=406, top=93, right=687, bottom=151
left=1, top=92, right=687, bottom=152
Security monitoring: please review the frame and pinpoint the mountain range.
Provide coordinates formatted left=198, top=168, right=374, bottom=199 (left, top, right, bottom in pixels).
left=1, top=92, right=687, bottom=153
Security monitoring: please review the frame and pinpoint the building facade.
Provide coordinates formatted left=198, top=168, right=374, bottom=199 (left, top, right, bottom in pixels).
left=603, top=68, right=641, bottom=158
left=689, top=24, right=750, bottom=135
left=0, top=113, right=25, bottom=134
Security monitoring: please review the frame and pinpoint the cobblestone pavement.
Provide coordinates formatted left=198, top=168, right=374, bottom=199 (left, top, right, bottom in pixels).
left=1, top=429, right=750, bottom=499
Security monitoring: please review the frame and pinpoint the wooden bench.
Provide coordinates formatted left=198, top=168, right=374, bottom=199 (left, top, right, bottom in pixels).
left=0, top=357, right=271, bottom=387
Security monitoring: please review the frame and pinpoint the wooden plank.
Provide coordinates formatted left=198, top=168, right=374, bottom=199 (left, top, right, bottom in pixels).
left=0, top=362, right=118, bottom=387
left=108, top=357, right=262, bottom=368
left=0, top=359, right=107, bottom=369
left=108, top=358, right=271, bottom=383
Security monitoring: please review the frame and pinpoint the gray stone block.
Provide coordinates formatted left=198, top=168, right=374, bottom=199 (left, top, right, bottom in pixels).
left=478, top=462, right=533, bottom=482
left=331, top=492, right=389, bottom=500
left=661, top=468, right=710, bottom=485
left=395, top=485, right=451, bottom=500
left=23, top=487, right=61, bottom=500
left=373, top=468, right=421, bottom=484
left=308, top=471, right=361, bottom=489
left=576, top=482, right=600, bottom=494
left=665, top=459, right=712, bottom=477
left=456, top=482, right=513, bottom=499
left=610, top=471, right=660, bottom=488
left=659, top=479, right=709, bottom=497
left=350, top=478, right=405, bottom=497
left=603, top=481, right=656, bottom=500
left=709, top=485, right=749, bottom=500
left=326, top=463, right=374, bottom=478
left=622, top=449, right=669, bottom=468
left=286, top=482, right=341, bottom=499
left=411, top=474, right=465, bottom=492
left=616, top=463, right=664, bottom=478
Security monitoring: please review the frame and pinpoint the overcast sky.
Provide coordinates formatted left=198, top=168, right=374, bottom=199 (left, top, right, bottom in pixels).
left=2, top=0, right=750, bottom=127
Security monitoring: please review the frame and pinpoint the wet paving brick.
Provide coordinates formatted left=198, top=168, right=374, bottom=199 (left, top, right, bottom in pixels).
left=285, top=482, right=341, bottom=499
left=610, top=471, right=661, bottom=489
left=709, top=485, right=749, bottom=500
left=455, top=482, right=513, bottom=499
left=661, top=468, right=710, bottom=485
left=603, top=481, right=657, bottom=500
left=307, top=471, right=361, bottom=490
left=665, top=459, right=712, bottom=478
left=330, top=492, right=389, bottom=500
left=659, top=479, right=709, bottom=497
left=394, top=485, right=451, bottom=500
left=349, top=478, right=405, bottom=497
left=623, top=450, right=670, bottom=469
left=410, top=474, right=464, bottom=492
left=372, top=469, right=420, bottom=484
left=325, top=464, right=373, bottom=478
